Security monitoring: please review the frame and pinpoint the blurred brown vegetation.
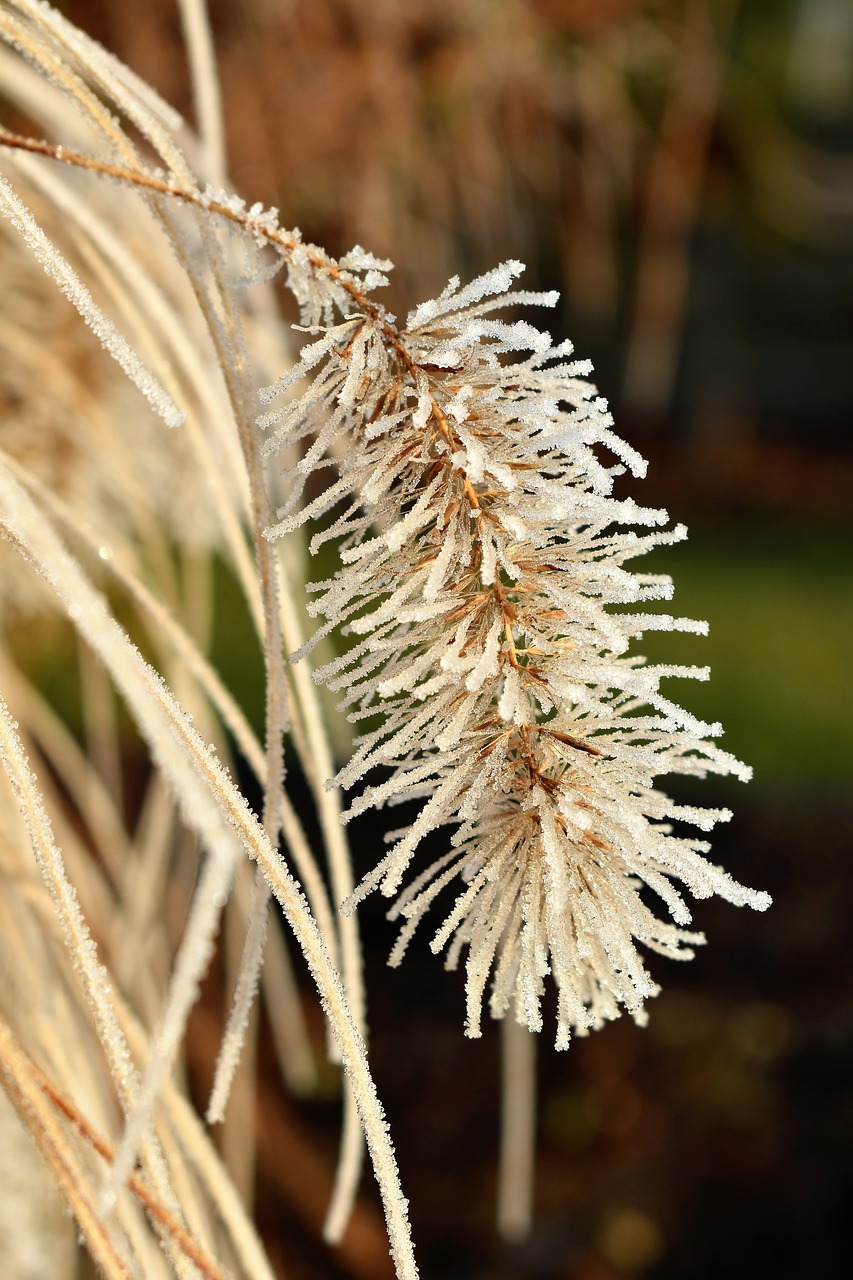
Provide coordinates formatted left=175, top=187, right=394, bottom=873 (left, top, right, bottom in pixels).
left=65, top=0, right=853, bottom=515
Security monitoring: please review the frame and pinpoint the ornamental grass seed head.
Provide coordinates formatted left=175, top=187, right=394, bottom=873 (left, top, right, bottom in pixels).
left=262, top=258, right=771, bottom=1050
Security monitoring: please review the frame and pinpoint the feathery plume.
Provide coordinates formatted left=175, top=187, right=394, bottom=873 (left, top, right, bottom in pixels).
left=263, top=259, right=771, bottom=1049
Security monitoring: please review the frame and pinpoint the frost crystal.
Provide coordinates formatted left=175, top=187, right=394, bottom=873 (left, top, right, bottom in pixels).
left=264, top=261, right=770, bottom=1048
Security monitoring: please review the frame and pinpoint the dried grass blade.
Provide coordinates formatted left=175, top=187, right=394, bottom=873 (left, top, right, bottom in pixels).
left=0, top=454, right=418, bottom=1279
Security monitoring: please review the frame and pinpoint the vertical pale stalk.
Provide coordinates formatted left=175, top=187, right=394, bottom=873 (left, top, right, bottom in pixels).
left=323, top=1082, right=364, bottom=1243
left=497, top=1016, right=537, bottom=1243
left=277, top=559, right=367, bottom=1239
left=177, top=0, right=226, bottom=186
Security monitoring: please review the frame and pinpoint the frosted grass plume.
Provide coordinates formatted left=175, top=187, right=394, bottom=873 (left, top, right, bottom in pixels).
left=261, top=258, right=771, bottom=1049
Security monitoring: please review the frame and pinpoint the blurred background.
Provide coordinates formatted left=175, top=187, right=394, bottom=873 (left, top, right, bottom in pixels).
left=19, top=1, right=853, bottom=1276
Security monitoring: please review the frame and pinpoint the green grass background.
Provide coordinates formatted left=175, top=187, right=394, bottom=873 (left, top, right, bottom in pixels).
left=636, top=516, right=852, bottom=789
